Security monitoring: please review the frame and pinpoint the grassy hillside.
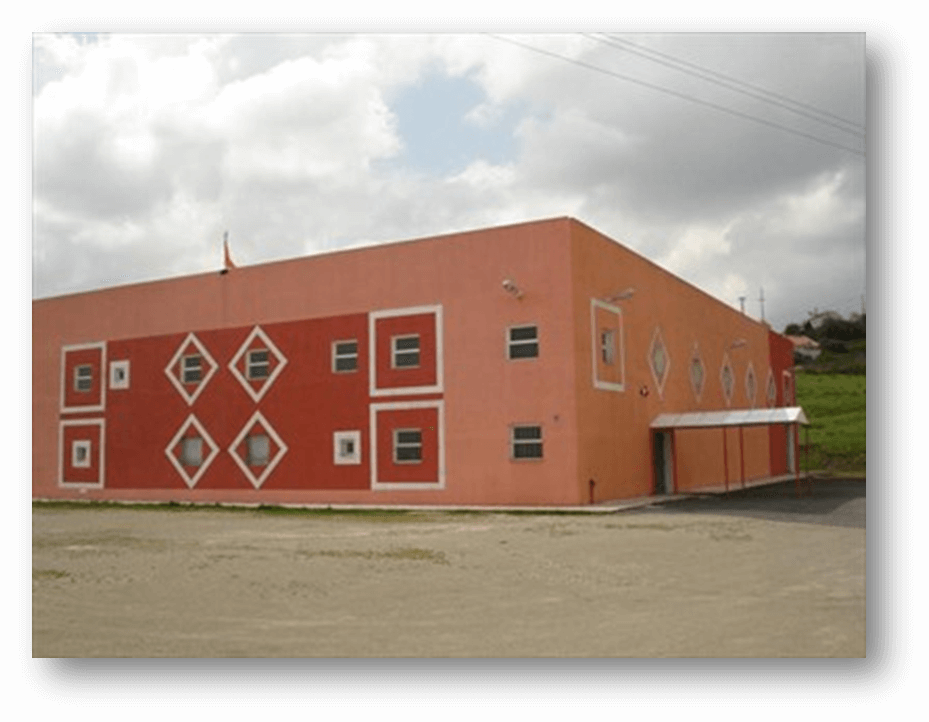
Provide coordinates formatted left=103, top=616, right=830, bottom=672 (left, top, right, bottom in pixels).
left=795, top=372, right=866, bottom=474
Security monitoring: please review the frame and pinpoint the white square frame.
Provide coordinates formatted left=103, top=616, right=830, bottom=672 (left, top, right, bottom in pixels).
left=369, top=305, right=443, bottom=397
left=369, top=399, right=445, bottom=491
left=71, top=439, right=92, bottom=468
left=590, top=299, right=625, bottom=392
left=60, top=341, right=107, bottom=414
left=109, top=360, right=130, bottom=390
left=333, top=430, right=362, bottom=465
left=59, top=418, right=105, bottom=488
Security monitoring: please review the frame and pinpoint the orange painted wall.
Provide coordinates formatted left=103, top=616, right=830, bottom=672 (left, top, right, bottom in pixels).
left=569, top=221, right=784, bottom=498
left=34, top=218, right=580, bottom=506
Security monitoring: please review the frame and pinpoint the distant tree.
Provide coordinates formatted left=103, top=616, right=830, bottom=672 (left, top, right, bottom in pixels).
left=784, top=323, right=802, bottom=335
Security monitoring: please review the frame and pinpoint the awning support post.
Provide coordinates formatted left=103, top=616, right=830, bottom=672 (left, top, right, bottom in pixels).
left=794, top=423, right=801, bottom=499
left=722, top=427, right=729, bottom=496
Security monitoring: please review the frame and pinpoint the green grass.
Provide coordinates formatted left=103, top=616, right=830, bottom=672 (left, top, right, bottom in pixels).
left=795, top=372, right=866, bottom=473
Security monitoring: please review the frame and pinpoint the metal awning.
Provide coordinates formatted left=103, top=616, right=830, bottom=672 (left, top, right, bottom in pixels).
left=650, top=406, right=809, bottom=430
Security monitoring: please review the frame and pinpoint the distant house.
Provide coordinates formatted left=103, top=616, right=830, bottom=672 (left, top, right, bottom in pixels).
left=786, top=335, right=822, bottom=361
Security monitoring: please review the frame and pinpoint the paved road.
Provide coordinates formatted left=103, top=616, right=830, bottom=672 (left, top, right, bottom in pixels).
left=637, top=477, right=866, bottom=529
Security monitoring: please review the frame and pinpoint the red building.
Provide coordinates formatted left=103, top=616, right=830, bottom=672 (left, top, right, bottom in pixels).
left=34, top=217, right=806, bottom=507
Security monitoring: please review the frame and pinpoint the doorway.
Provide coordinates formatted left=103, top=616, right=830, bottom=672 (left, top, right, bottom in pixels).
left=653, top=431, right=674, bottom=495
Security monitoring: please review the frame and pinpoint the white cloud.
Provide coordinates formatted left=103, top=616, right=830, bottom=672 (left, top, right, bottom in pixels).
left=32, top=32, right=865, bottom=334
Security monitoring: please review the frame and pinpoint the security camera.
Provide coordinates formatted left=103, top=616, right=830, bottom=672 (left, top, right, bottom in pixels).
left=502, top=279, right=522, bottom=298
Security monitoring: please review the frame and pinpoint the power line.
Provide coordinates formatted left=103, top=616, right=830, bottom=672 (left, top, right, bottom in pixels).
left=488, top=34, right=865, bottom=157
left=585, top=33, right=864, bottom=138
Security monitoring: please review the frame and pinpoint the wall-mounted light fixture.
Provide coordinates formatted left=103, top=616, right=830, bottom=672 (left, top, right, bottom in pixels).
left=605, top=287, right=636, bottom=303
left=502, top=278, right=523, bottom=299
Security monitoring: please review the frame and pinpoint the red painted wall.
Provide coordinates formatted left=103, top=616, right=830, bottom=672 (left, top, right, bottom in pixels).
left=102, top=313, right=378, bottom=491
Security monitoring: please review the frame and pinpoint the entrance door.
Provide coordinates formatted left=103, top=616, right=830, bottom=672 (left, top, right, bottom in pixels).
left=653, top=431, right=673, bottom=495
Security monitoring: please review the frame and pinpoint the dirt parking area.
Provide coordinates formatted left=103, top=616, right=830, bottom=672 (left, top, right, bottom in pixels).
left=32, top=480, right=865, bottom=657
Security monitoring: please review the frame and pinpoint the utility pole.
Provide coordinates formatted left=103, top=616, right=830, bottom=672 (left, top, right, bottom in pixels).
left=738, top=296, right=746, bottom=314
left=759, top=288, right=765, bottom=323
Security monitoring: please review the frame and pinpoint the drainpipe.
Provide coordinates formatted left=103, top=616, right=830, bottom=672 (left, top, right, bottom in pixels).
left=589, top=478, right=596, bottom=505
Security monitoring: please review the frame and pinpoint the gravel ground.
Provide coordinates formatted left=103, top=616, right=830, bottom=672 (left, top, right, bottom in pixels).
left=33, top=480, right=865, bottom=658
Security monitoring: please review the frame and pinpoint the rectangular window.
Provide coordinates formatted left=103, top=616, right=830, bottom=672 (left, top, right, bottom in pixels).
left=393, top=429, right=423, bottom=463
left=247, top=349, right=270, bottom=379
left=72, top=440, right=91, bottom=468
left=508, top=325, right=539, bottom=359
left=74, top=365, right=93, bottom=392
left=511, top=425, right=543, bottom=460
left=601, top=330, right=616, bottom=365
left=247, top=434, right=270, bottom=467
left=180, top=438, right=203, bottom=467
left=182, top=355, right=202, bottom=384
left=391, top=335, right=420, bottom=368
left=109, top=360, right=130, bottom=389
left=333, top=430, right=362, bottom=465
left=332, top=340, right=358, bottom=373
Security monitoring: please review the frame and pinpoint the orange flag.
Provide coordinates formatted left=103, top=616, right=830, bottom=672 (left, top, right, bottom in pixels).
left=223, top=232, right=236, bottom=270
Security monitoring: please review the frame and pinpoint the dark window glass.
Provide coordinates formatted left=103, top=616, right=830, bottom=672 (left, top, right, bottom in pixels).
left=513, top=442, right=543, bottom=459
left=394, top=336, right=420, bottom=351
left=335, top=356, right=357, bottom=372
left=509, top=342, right=539, bottom=359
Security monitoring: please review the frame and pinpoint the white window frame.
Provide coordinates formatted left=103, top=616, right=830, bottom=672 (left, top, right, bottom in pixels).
left=74, top=364, right=93, bottom=392
left=393, top=428, right=423, bottom=464
left=71, top=439, right=92, bottom=469
left=182, top=354, right=202, bottom=384
left=246, top=348, right=270, bottom=380
left=332, top=340, right=359, bottom=373
left=510, top=424, right=543, bottom=461
left=507, top=324, right=539, bottom=360
left=109, top=360, right=130, bottom=390
left=391, top=335, right=421, bottom=369
left=333, top=430, right=362, bottom=465
left=246, top=433, right=270, bottom=467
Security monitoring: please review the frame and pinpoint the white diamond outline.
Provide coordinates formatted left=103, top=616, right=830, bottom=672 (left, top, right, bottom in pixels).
left=745, top=361, right=757, bottom=408
left=647, top=326, right=670, bottom=398
left=228, top=326, right=288, bottom=403
left=228, top=410, right=288, bottom=489
left=164, top=332, right=219, bottom=406
left=689, top=341, right=705, bottom=402
left=720, top=352, right=735, bottom=407
left=766, top=368, right=777, bottom=407
left=165, top=414, right=220, bottom=488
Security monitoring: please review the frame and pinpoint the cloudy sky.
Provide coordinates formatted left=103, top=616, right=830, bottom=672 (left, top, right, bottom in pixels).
left=32, top=32, right=865, bottom=332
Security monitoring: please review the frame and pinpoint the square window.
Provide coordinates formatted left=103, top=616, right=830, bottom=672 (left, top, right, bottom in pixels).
left=511, top=425, right=543, bottom=460
left=393, top=428, right=423, bottom=463
left=182, top=355, right=202, bottom=384
left=601, top=330, right=616, bottom=365
left=110, top=360, right=130, bottom=390
left=508, top=325, right=539, bottom=359
left=180, top=437, right=203, bottom=467
left=391, top=335, right=420, bottom=368
left=332, top=340, right=358, bottom=373
left=247, top=349, right=270, bottom=379
left=247, top=434, right=270, bottom=467
left=333, top=430, right=362, bottom=465
left=72, top=440, right=92, bottom=468
left=74, top=365, right=93, bottom=392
